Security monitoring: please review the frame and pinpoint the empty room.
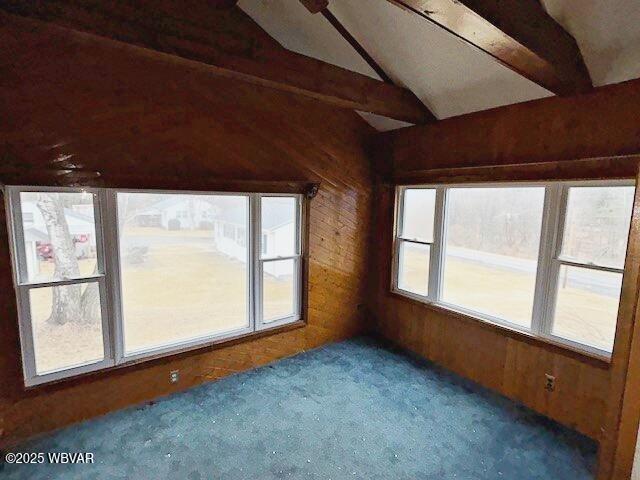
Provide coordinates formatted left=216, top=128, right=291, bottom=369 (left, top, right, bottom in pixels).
left=2, top=1, right=640, bottom=479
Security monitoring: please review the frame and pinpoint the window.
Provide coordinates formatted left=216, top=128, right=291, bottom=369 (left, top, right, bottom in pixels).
left=441, top=187, right=545, bottom=329
left=393, top=181, right=634, bottom=356
left=236, top=226, right=246, bottom=247
left=550, top=186, right=634, bottom=352
left=116, top=193, right=251, bottom=356
left=8, top=190, right=111, bottom=381
left=6, top=188, right=304, bottom=386
left=396, top=188, right=436, bottom=297
left=259, top=196, right=301, bottom=326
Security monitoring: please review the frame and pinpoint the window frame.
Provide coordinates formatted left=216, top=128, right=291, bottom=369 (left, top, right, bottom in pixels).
left=255, top=193, right=304, bottom=330
left=540, top=181, right=631, bottom=355
left=6, top=186, right=115, bottom=386
left=392, top=179, right=635, bottom=359
left=5, top=186, right=305, bottom=387
left=392, top=186, right=446, bottom=303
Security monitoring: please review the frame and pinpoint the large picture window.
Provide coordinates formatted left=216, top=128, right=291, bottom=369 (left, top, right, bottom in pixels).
left=441, top=187, right=545, bottom=329
left=393, top=181, right=635, bottom=357
left=6, top=187, right=304, bottom=386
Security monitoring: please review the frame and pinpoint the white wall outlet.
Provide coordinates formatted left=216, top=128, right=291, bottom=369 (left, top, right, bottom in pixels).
left=170, top=370, right=180, bottom=384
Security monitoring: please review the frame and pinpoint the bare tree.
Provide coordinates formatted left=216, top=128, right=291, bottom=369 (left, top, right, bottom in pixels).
left=36, top=193, right=100, bottom=325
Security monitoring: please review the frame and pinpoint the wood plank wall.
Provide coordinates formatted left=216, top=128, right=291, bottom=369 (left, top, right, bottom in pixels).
left=371, top=184, right=612, bottom=440
left=0, top=14, right=374, bottom=446
left=385, top=77, right=640, bottom=181
left=371, top=79, right=640, bottom=479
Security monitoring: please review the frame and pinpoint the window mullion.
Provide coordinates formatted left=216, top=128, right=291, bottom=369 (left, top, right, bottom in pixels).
left=252, top=193, right=261, bottom=330
left=532, top=184, right=564, bottom=337
left=398, top=237, right=432, bottom=245
left=391, top=187, right=402, bottom=293
left=429, top=186, right=446, bottom=302
left=261, top=254, right=300, bottom=262
left=103, top=189, right=125, bottom=365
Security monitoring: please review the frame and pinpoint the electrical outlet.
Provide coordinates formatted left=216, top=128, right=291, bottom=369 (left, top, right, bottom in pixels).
left=545, top=374, right=556, bottom=392
left=170, top=370, right=179, bottom=384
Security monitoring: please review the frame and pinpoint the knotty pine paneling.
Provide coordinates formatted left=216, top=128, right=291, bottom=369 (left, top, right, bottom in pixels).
left=0, top=14, right=374, bottom=446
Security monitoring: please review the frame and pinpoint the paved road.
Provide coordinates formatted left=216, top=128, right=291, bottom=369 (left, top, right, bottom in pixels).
left=447, top=246, right=620, bottom=297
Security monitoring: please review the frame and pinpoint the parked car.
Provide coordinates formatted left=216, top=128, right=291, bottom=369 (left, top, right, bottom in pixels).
left=36, top=235, right=92, bottom=260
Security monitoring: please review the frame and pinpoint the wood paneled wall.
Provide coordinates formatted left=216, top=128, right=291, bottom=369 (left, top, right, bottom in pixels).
left=371, top=79, right=640, bottom=480
left=0, top=14, right=374, bottom=446
left=370, top=184, right=612, bottom=440
left=382, top=77, right=640, bottom=183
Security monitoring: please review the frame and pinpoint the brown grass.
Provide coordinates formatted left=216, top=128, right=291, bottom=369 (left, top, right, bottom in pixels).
left=30, top=242, right=292, bottom=374
left=399, top=250, right=619, bottom=351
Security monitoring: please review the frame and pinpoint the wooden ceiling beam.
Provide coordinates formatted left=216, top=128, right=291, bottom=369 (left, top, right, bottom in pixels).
left=320, top=9, right=394, bottom=85
left=386, top=0, right=593, bottom=96
left=299, top=0, right=329, bottom=14
left=1, top=1, right=433, bottom=124
left=299, top=0, right=391, bottom=83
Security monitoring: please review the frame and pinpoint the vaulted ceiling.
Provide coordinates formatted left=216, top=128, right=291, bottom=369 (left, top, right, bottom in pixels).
left=239, top=0, right=640, bottom=130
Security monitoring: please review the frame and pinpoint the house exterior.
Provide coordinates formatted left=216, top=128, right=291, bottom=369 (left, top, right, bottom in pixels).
left=132, top=197, right=215, bottom=230
left=134, top=196, right=295, bottom=278
left=211, top=201, right=295, bottom=279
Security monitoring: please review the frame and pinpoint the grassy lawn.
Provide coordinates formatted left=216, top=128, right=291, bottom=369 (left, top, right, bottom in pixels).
left=399, top=250, right=619, bottom=351
left=29, top=235, right=619, bottom=375
left=30, top=233, right=292, bottom=374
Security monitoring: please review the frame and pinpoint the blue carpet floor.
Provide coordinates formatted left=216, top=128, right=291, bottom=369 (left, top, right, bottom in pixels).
left=1, top=337, right=596, bottom=479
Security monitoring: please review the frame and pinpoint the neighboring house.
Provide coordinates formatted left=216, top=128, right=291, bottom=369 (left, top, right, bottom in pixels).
left=132, top=197, right=214, bottom=230
left=21, top=202, right=97, bottom=279
left=211, top=202, right=248, bottom=264
left=131, top=196, right=295, bottom=278
left=212, top=201, right=295, bottom=279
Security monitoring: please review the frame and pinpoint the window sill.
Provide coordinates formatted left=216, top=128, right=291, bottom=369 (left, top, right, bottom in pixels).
left=387, top=290, right=611, bottom=369
left=24, top=319, right=307, bottom=391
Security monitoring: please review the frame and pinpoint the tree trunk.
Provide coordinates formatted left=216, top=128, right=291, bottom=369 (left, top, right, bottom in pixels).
left=80, top=265, right=101, bottom=325
left=37, top=193, right=81, bottom=325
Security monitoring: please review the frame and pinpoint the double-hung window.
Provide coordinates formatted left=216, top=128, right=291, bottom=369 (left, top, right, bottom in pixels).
left=392, top=181, right=635, bottom=357
left=6, top=187, right=304, bottom=386
left=9, top=190, right=113, bottom=380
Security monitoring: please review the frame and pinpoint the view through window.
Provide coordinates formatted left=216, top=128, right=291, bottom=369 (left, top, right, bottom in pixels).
left=17, top=191, right=106, bottom=376
left=442, top=187, right=545, bottom=328
left=552, top=186, right=634, bottom=351
left=394, top=182, right=634, bottom=354
left=7, top=188, right=303, bottom=385
left=117, top=193, right=251, bottom=354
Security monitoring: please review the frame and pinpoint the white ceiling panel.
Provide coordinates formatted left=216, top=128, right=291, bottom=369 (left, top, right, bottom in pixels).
left=542, top=0, right=640, bottom=86
left=238, top=0, right=380, bottom=79
left=328, top=0, right=553, bottom=119
left=240, top=0, right=639, bottom=130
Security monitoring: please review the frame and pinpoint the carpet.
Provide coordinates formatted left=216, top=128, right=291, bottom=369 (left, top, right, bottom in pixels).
left=1, top=337, right=597, bottom=479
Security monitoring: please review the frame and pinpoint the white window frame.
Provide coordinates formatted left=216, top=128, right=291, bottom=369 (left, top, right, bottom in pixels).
left=392, top=186, right=445, bottom=303
left=6, top=186, right=115, bottom=386
left=392, top=180, right=635, bottom=359
left=5, top=186, right=304, bottom=387
left=255, top=193, right=304, bottom=330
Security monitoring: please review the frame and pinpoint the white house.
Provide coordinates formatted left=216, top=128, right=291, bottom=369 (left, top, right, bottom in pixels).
left=211, top=201, right=296, bottom=279
left=135, top=196, right=295, bottom=278
left=132, top=197, right=215, bottom=230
